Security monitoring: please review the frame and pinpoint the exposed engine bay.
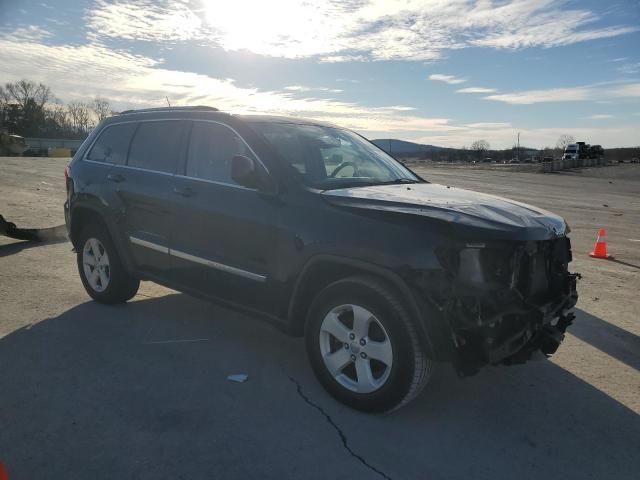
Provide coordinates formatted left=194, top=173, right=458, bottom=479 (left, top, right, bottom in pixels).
left=433, top=236, right=579, bottom=376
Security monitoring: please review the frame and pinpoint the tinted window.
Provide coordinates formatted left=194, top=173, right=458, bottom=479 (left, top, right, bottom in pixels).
left=128, top=121, right=185, bottom=173
left=186, top=122, right=255, bottom=184
left=86, top=123, right=137, bottom=164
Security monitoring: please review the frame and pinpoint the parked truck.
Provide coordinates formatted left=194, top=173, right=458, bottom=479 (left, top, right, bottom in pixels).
left=562, top=143, right=581, bottom=163
left=0, top=129, right=29, bottom=156
left=563, top=142, right=605, bottom=166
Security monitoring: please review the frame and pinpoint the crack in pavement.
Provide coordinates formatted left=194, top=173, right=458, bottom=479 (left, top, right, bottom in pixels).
left=288, top=376, right=393, bottom=480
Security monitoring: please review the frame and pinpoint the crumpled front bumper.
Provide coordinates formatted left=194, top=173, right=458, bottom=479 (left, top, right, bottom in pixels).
left=431, top=237, right=579, bottom=376
left=447, top=272, right=578, bottom=376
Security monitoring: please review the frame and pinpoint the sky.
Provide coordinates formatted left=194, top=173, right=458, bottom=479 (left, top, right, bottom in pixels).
left=1, top=0, right=639, bottom=149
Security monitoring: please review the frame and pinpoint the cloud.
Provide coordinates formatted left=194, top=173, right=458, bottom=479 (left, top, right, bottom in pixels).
left=484, top=82, right=640, bottom=104
left=429, top=74, right=466, bottom=85
left=319, top=55, right=369, bottom=63
left=384, top=106, right=417, bottom=111
left=588, top=114, right=614, bottom=120
left=617, top=62, right=640, bottom=75
left=0, top=25, right=51, bottom=42
left=457, top=87, right=497, bottom=94
left=0, top=33, right=450, bottom=135
left=484, top=86, right=593, bottom=104
left=3, top=31, right=636, bottom=149
left=82, top=0, right=638, bottom=62
left=466, top=122, right=512, bottom=128
left=609, top=83, right=640, bottom=97
left=84, top=0, right=205, bottom=42
left=284, top=85, right=343, bottom=93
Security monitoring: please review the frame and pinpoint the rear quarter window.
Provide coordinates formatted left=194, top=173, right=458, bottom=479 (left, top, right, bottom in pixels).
left=128, top=120, right=186, bottom=173
left=86, top=123, right=137, bottom=164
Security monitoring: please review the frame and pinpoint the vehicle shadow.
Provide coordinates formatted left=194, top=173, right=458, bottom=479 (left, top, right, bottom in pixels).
left=0, top=294, right=638, bottom=480
left=610, top=258, right=640, bottom=270
left=0, top=237, right=68, bottom=257
left=0, top=225, right=68, bottom=257
left=570, top=308, right=640, bottom=371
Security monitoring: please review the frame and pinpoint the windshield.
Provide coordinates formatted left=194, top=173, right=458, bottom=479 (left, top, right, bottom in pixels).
left=565, top=148, right=576, bottom=153
left=249, top=122, right=421, bottom=189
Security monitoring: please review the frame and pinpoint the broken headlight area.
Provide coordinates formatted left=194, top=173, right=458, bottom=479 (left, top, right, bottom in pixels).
left=434, top=238, right=579, bottom=376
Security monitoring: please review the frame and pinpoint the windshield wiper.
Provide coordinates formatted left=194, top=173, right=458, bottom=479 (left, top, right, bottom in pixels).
left=376, top=178, right=421, bottom=185
left=318, top=177, right=422, bottom=191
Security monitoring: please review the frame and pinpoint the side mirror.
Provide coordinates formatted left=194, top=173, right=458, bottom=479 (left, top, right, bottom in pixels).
left=232, top=154, right=268, bottom=190
left=231, top=155, right=279, bottom=194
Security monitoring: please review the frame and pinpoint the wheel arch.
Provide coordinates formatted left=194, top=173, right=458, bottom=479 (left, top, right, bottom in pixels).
left=69, top=204, right=135, bottom=273
left=69, top=205, right=108, bottom=249
left=287, top=255, right=435, bottom=357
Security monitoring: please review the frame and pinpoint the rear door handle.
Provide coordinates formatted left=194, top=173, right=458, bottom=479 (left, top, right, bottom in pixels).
left=107, top=173, right=125, bottom=183
left=173, top=186, right=195, bottom=197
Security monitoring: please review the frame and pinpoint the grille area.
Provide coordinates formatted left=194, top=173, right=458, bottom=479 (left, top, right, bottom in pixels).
left=515, top=237, right=571, bottom=302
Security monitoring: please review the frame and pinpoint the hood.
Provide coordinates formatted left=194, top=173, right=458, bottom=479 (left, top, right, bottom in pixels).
left=322, top=182, right=567, bottom=241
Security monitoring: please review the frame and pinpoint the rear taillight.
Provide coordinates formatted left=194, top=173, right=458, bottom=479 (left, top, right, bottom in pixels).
left=64, top=165, right=71, bottom=194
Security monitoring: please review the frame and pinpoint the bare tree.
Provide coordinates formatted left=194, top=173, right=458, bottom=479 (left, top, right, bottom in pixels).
left=0, top=86, right=9, bottom=126
left=0, top=85, right=8, bottom=107
left=471, top=139, right=490, bottom=159
left=555, top=134, right=575, bottom=150
left=46, top=101, right=70, bottom=134
left=5, top=79, right=51, bottom=109
left=67, top=101, right=93, bottom=135
left=92, top=97, right=111, bottom=122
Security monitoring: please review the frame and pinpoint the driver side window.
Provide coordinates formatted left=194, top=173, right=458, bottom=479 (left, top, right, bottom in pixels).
left=186, top=122, right=255, bottom=185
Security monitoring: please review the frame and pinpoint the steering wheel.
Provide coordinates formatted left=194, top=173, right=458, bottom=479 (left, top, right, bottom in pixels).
left=329, top=161, right=358, bottom=178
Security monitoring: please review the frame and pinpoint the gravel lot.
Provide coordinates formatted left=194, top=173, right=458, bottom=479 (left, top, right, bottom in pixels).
left=1, top=156, right=639, bottom=480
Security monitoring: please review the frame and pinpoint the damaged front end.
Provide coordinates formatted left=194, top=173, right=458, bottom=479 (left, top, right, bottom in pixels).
left=433, top=237, right=579, bottom=376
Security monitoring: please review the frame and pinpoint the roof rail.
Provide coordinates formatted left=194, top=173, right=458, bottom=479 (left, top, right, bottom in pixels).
left=118, top=106, right=220, bottom=115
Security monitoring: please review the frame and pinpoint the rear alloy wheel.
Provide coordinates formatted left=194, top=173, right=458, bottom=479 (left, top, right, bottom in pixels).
left=306, top=275, right=432, bottom=413
left=77, top=223, right=139, bottom=304
left=82, top=238, right=111, bottom=292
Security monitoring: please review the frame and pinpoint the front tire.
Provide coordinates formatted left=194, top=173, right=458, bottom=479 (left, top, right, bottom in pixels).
left=77, top=223, right=139, bottom=304
left=305, top=275, right=432, bottom=413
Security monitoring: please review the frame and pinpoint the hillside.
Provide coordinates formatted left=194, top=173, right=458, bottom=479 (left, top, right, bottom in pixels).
left=372, top=139, right=445, bottom=155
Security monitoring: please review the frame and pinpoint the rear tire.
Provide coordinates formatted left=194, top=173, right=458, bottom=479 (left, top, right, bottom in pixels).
left=77, top=223, right=139, bottom=304
left=305, top=275, right=432, bottom=413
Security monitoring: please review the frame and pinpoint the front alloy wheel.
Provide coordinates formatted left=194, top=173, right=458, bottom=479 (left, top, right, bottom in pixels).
left=306, top=275, right=432, bottom=413
left=319, top=304, right=393, bottom=393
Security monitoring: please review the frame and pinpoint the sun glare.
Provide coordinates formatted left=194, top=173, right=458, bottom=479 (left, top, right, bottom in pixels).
left=201, top=0, right=343, bottom=57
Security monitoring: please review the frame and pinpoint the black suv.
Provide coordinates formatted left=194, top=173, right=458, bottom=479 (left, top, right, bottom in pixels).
left=65, top=106, right=578, bottom=413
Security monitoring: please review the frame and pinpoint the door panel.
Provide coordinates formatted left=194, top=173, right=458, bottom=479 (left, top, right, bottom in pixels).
left=168, top=121, right=280, bottom=314
left=116, top=167, right=174, bottom=276
left=116, top=120, right=188, bottom=277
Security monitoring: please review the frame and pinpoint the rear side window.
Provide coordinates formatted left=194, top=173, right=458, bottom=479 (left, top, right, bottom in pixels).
left=86, top=123, right=137, bottom=164
left=186, top=122, right=255, bottom=184
left=128, top=121, right=185, bottom=173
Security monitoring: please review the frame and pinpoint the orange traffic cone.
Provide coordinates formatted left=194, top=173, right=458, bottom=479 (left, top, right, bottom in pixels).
left=0, top=463, right=9, bottom=480
left=589, top=228, right=612, bottom=259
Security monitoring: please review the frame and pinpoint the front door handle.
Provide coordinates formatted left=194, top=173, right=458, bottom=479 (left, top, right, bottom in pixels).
left=173, top=186, right=195, bottom=197
left=107, top=173, right=125, bottom=183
